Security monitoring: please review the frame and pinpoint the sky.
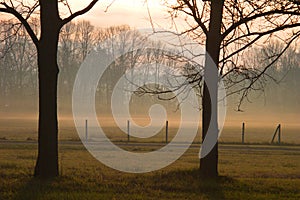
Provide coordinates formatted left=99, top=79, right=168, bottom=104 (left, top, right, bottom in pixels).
left=65, top=0, right=174, bottom=29
left=0, top=0, right=175, bottom=29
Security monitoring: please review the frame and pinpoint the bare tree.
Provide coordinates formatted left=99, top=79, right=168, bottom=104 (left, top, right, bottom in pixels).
left=0, top=19, right=37, bottom=111
left=152, top=0, right=300, bottom=178
left=0, top=0, right=100, bottom=178
left=58, top=21, right=96, bottom=110
left=245, top=41, right=300, bottom=111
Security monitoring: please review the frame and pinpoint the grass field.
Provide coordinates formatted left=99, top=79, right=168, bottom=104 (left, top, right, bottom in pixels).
left=0, top=141, right=299, bottom=200
left=0, top=116, right=299, bottom=199
left=0, top=117, right=299, bottom=144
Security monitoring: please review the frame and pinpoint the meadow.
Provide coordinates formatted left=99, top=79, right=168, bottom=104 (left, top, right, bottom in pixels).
left=0, top=116, right=299, bottom=199
left=0, top=141, right=300, bottom=199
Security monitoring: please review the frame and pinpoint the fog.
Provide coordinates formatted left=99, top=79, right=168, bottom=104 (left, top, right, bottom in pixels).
left=0, top=78, right=299, bottom=144
left=0, top=55, right=300, bottom=143
left=0, top=21, right=299, bottom=144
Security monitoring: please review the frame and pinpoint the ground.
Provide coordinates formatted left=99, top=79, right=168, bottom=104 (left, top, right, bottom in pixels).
left=0, top=141, right=299, bottom=200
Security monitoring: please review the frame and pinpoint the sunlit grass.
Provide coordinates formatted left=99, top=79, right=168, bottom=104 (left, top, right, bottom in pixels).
left=0, top=142, right=299, bottom=199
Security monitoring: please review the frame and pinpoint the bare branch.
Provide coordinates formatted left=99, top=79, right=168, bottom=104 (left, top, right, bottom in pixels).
left=104, top=0, right=116, bottom=12
left=182, top=0, right=208, bottom=35
left=61, top=0, right=99, bottom=26
left=222, top=9, right=300, bottom=39
left=225, top=31, right=300, bottom=110
left=221, top=22, right=300, bottom=63
left=0, top=2, right=39, bottom=47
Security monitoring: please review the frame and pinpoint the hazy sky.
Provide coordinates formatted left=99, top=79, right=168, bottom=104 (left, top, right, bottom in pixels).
left=66, top=0, right=173, bottom=29
left=0, top=0, right=174, bottom=29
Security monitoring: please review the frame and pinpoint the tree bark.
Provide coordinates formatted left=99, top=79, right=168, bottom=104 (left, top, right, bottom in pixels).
left=200, top=0, right=224, bottom=179
left=34, top=0, right=61, bottom=178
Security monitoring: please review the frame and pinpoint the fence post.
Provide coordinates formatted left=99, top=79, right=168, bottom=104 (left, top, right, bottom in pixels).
left=85, top=119, right=88, bottom=141
left=127, top=120, right=130, bottom=142
left=166, top=120, right=169, bottom=143
left=242, top=122, right=245, bottom=144
left=271, top=124, right=281, bottom=144
left=278, top=124, right=281, bottom=144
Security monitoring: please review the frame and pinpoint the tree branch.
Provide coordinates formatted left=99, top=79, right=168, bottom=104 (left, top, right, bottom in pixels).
left=182, top=0, right=208, bottom=35
left=225, top=31, right=300, bottom=111
left=61, top=0, right=99, bottom=26
left=0, top=3, right=39, bottom=47
left=220, top=22, right=300, bottom=63
left=222, top=9, right=300, bottom=39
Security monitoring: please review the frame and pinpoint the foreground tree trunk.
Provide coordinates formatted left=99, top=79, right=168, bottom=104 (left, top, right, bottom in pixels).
left=200, top=0, right=224, bottom=179
left=0, top=0, right=100, bottom=179
left=34, top=0, right=61, bottom=178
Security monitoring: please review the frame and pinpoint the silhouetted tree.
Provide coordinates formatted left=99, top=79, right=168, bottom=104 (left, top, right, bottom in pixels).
left=0, top=0, right=100, bottom=178
left=158, top=0, right=300, bottom=178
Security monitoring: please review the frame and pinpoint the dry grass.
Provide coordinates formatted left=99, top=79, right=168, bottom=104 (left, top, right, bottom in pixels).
left=0, top=142, right=299, bottom=199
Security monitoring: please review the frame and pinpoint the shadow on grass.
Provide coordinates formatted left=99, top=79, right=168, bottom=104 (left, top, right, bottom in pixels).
left=147, top=168, right=235, bottom=199
left=13, top=178, right=58, bottom=200
left=11, top=169, right=242, bottom=199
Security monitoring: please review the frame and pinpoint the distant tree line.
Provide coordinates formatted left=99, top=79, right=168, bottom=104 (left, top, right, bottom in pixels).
left=0, top=20, right=181, bottom=115
left=0, top=19, right=299, bottom=114
left=226, top=41, right=300, bottom=113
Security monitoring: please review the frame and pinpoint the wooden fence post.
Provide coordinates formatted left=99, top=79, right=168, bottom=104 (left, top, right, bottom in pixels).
left=271, top=124, right=281, bottom=144
left=85, top=119, right=88, bottom=141
left=242, top=122, right=245, bottom=144
left=166, top=120, right=169, bottom=143
left=278, top=124, right=281, bottom=144
left=127, top=120, right=130, bottom=142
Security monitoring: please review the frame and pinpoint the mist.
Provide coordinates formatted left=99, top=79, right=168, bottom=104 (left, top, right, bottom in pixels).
left=0, top=20, right=299, bottom=144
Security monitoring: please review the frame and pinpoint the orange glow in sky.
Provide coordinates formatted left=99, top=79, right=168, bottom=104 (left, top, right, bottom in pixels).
left=66, top=0, right=171, bottom=28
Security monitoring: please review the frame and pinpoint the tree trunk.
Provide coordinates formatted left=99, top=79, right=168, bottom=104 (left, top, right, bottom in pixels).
left=200, top=0, right=224, bottom=179
left=34, top=0, right=61, bottom=178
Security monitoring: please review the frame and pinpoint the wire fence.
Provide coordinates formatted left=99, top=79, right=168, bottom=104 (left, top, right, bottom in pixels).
left=0, top=118, right=299, bottom=145
left=84, top=119, right=299, bottom=145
